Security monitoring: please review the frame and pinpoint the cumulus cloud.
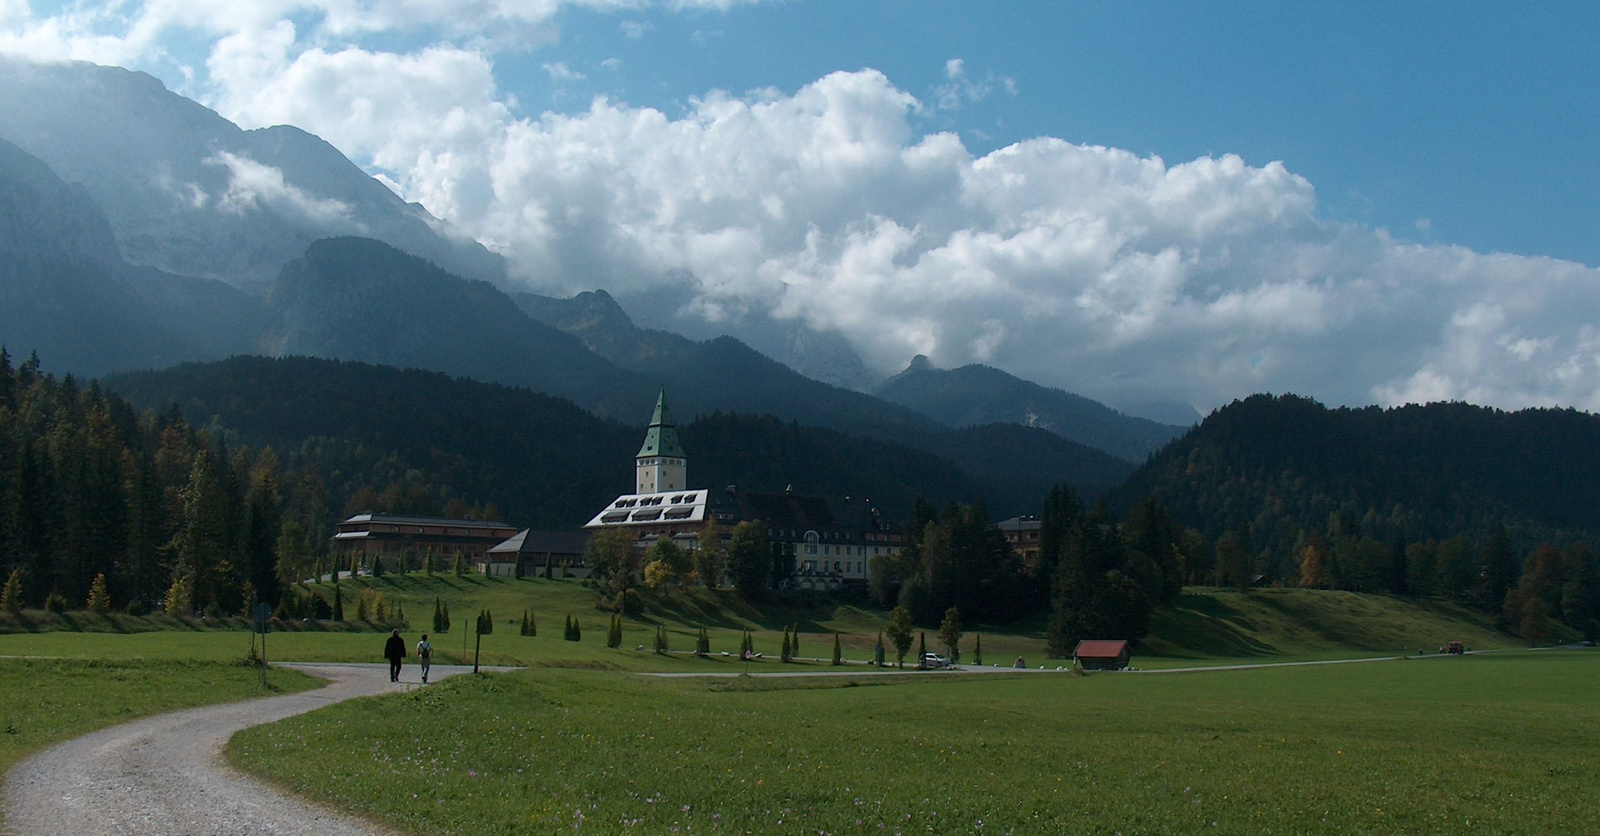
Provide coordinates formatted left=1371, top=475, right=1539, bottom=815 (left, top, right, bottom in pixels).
left=4, top=2, right=1598, bottom=414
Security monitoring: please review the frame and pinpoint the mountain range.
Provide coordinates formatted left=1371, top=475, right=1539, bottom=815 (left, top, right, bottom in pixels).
left=0, top=54, right=1183, bottom=501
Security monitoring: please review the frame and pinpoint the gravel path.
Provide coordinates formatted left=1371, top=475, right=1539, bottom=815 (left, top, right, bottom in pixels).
left=3, top=662, right=486, bottom=836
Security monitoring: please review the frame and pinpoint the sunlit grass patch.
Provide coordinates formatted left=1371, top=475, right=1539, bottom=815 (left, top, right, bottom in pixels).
left=230, top=650, right=1600, bottom=835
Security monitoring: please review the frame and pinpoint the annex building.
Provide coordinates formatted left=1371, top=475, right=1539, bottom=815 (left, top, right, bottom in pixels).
left=332, top=513, right=519, bottom=568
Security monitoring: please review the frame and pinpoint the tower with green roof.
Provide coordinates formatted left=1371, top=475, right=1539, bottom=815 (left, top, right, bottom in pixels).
left=636, top=390, right=687, bottom=494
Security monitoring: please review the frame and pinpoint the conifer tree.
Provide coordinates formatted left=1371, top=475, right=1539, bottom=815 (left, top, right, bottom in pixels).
left=520, top=609, right=529, bottom=636
left=332, top=584, right=344, bottom=621
left=528, top=611, right=537, bottom=637
left=2, top=569, right=24, bottom=614
left=655, top=624, right=668, bottom=654
left=371, top=554, right=385, bottom=577
left=832, top=632, right=842, bottom=666
left=917, top=632, right=928, bottom=666
left=441, top=600, right=451, bottom=632
left=86, top=573, right=111, bottom=613
left=564, top=614, right=573, bottom=640
left=453, top=554, right=465, bottom=577
left=573, top=618, right=581, bottom=641
left=791, top=625, right=801, bottom=659
left=740, top=629, right=753, bottom=658
left=697, top=625, right=710, bottom=656
left=606, top=613, right=622, bottom=648
left=780, top=626, right=792, bottom=662
left=973, top=634, right=983, bottom=666
left=433, top=597, right=445, bottom=632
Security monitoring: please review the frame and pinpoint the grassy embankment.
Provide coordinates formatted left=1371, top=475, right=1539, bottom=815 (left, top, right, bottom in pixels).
left=0, top=575, right=1528, bottom=670
left=229, top=650, right=1600, bottom=835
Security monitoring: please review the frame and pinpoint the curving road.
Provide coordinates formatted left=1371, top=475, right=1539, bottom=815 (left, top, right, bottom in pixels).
left=2, top=663, right=484, bottom=836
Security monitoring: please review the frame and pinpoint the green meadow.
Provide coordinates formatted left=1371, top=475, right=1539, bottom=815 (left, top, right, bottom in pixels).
left=1, top=576, right=1561, bottom=834
left=228, top=651, right=1600, bottom=835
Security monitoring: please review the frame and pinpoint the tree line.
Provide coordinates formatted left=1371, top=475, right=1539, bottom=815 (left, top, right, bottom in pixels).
left=0, top=350, right=498, bottom=616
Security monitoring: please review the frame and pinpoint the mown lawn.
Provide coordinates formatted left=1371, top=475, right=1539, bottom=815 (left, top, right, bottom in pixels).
left=229, top=650, right=1600, bottom=835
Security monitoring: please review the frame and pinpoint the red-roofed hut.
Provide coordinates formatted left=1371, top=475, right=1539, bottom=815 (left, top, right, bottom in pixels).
left=1073, top=639, right=1131, bottom=671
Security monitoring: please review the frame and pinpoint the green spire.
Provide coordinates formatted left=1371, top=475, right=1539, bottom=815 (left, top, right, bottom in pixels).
left=636, top=390, right=686, bottom=459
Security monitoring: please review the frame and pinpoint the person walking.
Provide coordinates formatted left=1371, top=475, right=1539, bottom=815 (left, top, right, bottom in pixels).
left=384, top=628, right=406, bottom=682
left=416, top=633, right=433, bottom=684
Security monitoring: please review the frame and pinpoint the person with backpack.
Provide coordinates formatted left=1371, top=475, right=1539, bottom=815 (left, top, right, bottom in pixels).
left=417, top=633, right=434, bottom=684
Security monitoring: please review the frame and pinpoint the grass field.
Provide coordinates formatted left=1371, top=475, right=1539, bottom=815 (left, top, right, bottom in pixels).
left=228, top=650, right=1600, bottom=835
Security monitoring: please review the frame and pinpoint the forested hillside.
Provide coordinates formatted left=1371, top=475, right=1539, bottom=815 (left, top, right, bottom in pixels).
left=1113, top=394, right=1600, bottom=553
left=1107, top=393, right=1600, bottom=640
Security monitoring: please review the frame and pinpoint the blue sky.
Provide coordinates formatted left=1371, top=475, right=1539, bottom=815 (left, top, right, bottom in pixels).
left=2, top=1, right=1598, bottom=413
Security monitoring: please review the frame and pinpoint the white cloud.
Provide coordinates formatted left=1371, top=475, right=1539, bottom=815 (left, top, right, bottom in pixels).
left=4, top=3, right=1598, bottom=415
left=542, top=60, right=584, bottom=83
left=620, top=20, right=651, bottom=39
left=206, top=151, right=356, bottom=226
left=933, top=57, right=1014, bottom=111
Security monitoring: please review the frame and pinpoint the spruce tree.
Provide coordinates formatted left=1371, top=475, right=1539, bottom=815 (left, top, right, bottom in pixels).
left=791, top=626, right=801, bottom=659
left=573, top=619, right=581, bottom=641
left=832, top=632, right=842, bottom=666
left=528, top=611, right=537, bottom=637
left=974, top=634, right=983, bottom=666
left=441, top=601, right=451, bottom=632
left=332, top=584, right=343, bottom=621
left=371, top=555, right=385, bottom=577
left=453, top=554, right=465, bottom=577
left=780, top=626, right=792, bottom=662
left=520, top=609, right=530, bottom=636
left=697, top=626, right=710, bottom=656
left=433, top=597, right=445, bottom=632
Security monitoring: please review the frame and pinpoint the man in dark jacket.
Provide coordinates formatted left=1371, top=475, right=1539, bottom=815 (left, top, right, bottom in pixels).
left=384, top=629, right=406, bottom=682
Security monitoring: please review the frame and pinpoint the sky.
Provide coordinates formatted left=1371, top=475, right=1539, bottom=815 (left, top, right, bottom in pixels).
left=2, top=1, right=1599, bottom=416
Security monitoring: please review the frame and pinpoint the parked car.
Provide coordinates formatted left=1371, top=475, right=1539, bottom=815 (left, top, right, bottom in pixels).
left=920, top=652, right=948, bottom=669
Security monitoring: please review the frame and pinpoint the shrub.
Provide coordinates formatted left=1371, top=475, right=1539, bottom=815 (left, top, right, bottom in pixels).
left=86, top=573, right=112, bottom=613
left=45, top=591, right=67, bottom=614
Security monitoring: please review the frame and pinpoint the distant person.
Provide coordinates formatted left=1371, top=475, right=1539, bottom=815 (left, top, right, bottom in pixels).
left=416, top=633, right=433, bottom=684
left=384, top=629, right=406, bottom=682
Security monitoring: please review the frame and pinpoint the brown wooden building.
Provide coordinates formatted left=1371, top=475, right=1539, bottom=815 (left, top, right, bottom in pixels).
left=332, top=513, right=518, bottom=569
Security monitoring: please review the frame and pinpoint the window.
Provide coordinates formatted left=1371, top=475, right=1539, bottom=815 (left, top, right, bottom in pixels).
left=804, top=530, right=819, bottom=556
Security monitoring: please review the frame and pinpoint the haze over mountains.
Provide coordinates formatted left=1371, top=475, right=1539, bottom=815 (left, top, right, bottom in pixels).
left=0, top=55, right=1176, bottom=502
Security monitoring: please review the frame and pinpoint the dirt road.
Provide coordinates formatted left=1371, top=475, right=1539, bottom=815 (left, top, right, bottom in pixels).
left=3, top=663, right=479, bottom=836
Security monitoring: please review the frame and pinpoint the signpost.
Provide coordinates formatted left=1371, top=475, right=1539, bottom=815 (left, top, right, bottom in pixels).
left=252, top=602, right=271, bottom=686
